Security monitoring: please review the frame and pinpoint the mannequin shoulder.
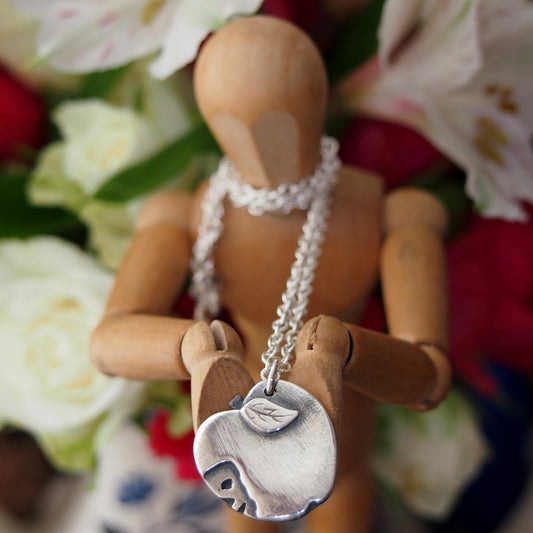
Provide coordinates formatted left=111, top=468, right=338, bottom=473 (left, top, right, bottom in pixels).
left=384, top=188, right=448, bottom=236
left=136, top=189, right=193, bottom=232
left=336, top=165, right=384, bottom=212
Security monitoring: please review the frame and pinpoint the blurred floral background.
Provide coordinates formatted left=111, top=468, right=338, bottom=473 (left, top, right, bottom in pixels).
left=0, top=1, right=532, bottom=532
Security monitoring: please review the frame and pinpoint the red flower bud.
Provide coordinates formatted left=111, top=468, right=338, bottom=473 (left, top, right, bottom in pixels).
left=147, top=410, right=201, bottom=482
left=448, top=207, right=533, bottom=395
left=262, top=0, right=321, bottom=30
left=339, top=116, right=445, bottom=189
left=0, top=66, right=45, bottom=163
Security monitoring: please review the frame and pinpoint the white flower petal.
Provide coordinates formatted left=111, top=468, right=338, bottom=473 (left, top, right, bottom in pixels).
left=110, top=65, right=194, bottom=142
left=53, top=99, right=158, bottom=194
left=35, top=0, right=173, bottom=73
left=30, top=91, right=193, bottom=267
left=479, top=0, right=533, bottom=65
left=352, top=0, right=533, bottom=221
left=426, top=90, right=533, bottom=220
left=149, top=0, right=262, bottom=79
left=0, top=237, right=145, bottom=437
left=148, top=10, right=211, bottom=79
left=7, top=0, right=49, bottom=17
left=218, top=0, right=264, bottom=19
left=378, top=0, right=482, bottom=95
left=473, top=41, right=533, bottom=127
left=14, top=0, right=263, bottom=76
left=0, top=0, right=39, bottom=64
left=379, top=0, right=424, bottom=67
left=0, top=1, right=78, bottom=88
left=373, top=392, right=489, bottom=518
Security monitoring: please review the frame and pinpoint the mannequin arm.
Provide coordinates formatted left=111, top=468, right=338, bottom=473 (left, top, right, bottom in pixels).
left=90, top=191, right=195, bottom=380
left=90, top=190, right=254, bottom=428
left=347, top=188, right=450, bottom=409
left=293, top=189, right=451, bottom=411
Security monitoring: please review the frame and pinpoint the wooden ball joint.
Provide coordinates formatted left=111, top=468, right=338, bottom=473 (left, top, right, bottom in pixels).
left=90, top=15, right=451, bottom=533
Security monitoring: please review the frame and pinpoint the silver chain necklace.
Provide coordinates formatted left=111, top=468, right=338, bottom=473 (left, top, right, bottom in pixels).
left=191, top=136, right=340, bottom=522
left=190, top=136, right=340, bottom=393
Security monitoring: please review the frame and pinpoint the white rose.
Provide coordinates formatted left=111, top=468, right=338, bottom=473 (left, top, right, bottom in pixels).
left=54, top=99, right=158, bottom=195
left=373, top=391, right=489, bottom=519
left=28, top=100, right=155, bottom=270
left=0, top=237, right=144, bottom=468
left=28, top=93, right=198, bottom=270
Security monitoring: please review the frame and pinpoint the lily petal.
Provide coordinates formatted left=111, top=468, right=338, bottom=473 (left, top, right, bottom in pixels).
left=9, top=0, right=263, bottom=77
left=7, top=0, right=49, bottom=17
left=427, top=89, right=533, bottom=220
left=148, top=0, right=213, bottom=79
left=148, top=0, right=263, bottom=79
left=38, top=0, right=175, bottom=73
left=221, top=0, right=264, bottom=17
left=345, top=0, right=533, bottom=221
left=378, top=0, right=423, bottom=67
left=378, top=0, right=482, bottom=95
left=478, top=0, right=533, bottom=64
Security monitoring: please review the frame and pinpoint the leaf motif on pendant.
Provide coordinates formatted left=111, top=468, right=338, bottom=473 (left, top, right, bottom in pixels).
left=240, top=398, right=299, bottom=433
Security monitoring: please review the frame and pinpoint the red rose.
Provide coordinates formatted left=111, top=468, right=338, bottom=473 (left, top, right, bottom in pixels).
left=0, top=66, right=45, bottom=163
left=359, top=291, right=386, bottom=332
left=173, top=291, right=196, bottom=320
left=339, top=116, right=446, bottom=189
left=147, top=410, right=201, bottom=482
left=262, top=0, right=321, bottom=30
left=447, top=207, right=533, bottom=395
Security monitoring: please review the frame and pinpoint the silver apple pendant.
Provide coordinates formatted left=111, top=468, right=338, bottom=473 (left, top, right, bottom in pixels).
left=193, top=380, right=337, bottom=522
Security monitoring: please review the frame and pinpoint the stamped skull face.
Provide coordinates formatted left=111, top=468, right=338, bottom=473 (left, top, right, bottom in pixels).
left=194, top=380, right=336, bottom=522
left=204, top=460, right=256, bottom=516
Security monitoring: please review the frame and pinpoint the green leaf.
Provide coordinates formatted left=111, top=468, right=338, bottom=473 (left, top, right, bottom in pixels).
left=168, top=399, right=193, bottom=437
left=79, top=200, right=137, bottom=270
left=79, top=65, right=131, bottom=99
left=0, top=170, right=82, bottom=238
left=326, top=0, right=386, bottom=82
left=94, top=122, right=219, bottom=202
left=325, top=112, right=352, bottom=139
left=28, top=143, right=86, bottom=211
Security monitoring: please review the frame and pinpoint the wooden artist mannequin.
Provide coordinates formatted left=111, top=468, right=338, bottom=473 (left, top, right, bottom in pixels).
left=90, top=15, right=451, bottom=533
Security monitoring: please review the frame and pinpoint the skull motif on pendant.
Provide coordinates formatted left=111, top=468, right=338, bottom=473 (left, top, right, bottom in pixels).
left=193, top=380, right=337, bottom=522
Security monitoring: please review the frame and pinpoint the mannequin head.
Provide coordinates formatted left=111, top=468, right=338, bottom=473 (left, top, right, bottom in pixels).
left=194, top=16, right=328, bottom=187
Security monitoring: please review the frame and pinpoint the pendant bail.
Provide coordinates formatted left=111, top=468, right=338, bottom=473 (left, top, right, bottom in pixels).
left=265, top=359, right=279, bottom=396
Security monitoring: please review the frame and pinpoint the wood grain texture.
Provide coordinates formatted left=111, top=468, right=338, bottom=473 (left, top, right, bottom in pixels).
left=90, top=314, right=192, bottom=380
left=105, top=221, right=191, bottom=316
left=343, top=323, right=438, bottom=406
left=291, top=315, right=350, bottom=435
left=416, top=343, right=452, bottom=409
left=181, top=321, right=255, bottom=430
left=381, top=223, right=448, bottom=351
left=384, top=188, right=448, bottom=237
left=90, top=193, right=195, bottom=381
left=305, top=472, right=375, bottom=533
left=136, top=189, right=192, bottom=232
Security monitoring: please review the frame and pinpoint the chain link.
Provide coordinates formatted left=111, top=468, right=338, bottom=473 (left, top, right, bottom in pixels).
left=190, top=137, right=340, bottom=391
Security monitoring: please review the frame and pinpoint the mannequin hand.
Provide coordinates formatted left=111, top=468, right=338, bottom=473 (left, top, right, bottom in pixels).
left=291, top=316, right=351, bottom=433
left=181, top=320, right=254, bottom=430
